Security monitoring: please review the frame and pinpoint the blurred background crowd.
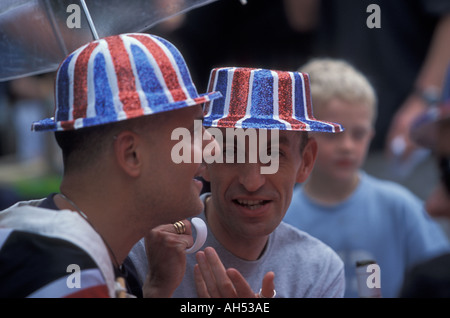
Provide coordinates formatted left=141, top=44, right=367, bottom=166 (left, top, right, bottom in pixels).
left=1, top=0, right=449, bottom=237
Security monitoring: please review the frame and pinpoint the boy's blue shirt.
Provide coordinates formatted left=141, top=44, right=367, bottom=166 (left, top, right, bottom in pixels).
left=284, top=170, right=450, bottom=298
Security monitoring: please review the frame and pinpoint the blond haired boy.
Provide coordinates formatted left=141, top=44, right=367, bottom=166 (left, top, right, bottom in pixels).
left=284, top=58, right=450, bottom=298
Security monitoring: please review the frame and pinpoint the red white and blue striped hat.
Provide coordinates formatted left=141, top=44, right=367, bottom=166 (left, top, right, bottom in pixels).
left=32, top=33, right=222, bottom=131
left=203, top=67, right=343, bottom=132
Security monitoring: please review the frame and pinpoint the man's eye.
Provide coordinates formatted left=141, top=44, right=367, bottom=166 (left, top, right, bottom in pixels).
left=267, top=147, right=282, bottom=158
left=268, top=149, right=279, bottom=157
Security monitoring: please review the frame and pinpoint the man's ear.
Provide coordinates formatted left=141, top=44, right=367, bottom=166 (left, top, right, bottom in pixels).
left=296, top=137, right=318, bottom=183
left=114, top=130, right=142, bottom=177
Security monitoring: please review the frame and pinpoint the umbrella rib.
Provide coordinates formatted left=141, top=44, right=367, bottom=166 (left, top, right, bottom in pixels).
left=43, top=0, right=68, bottom=57
left=80, top=0, right=99, bottom=40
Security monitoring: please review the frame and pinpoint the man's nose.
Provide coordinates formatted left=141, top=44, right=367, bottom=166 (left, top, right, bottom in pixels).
left=238, top=163, right=266, bottom=192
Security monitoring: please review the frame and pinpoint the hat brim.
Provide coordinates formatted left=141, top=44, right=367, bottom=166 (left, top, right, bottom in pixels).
left=411, top=103, right=450, bottom=149
left=32, top=91, right=222, bottom=132
left=203, top=117, right=343, bottom=133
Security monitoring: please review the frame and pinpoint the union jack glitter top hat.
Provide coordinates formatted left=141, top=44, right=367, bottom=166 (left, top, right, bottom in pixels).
left=203, top=67, right=343, bottom=132
left=32, top=33, right=222, bottom=132
left=411, top=65, right=450, bottom=149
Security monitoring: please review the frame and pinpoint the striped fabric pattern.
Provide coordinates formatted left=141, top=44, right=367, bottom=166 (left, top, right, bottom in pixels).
left=0, top=229, right=109, bottom=298
left=32, top=33, right=221, bottom=132
left=203, top=67, right=343, bottom=132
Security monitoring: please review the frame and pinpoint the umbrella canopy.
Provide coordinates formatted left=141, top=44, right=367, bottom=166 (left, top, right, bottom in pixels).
left=0, top=0, right=218, bottom=82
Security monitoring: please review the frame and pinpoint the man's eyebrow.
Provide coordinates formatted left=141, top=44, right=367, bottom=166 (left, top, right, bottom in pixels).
left=275, top=135, right=290, bottom=146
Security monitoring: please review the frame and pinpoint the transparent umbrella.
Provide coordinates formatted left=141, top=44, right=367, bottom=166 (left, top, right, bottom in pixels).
left=0, top=0, right=219, bottom=82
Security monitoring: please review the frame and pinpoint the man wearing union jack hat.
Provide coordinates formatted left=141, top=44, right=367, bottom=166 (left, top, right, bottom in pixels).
left=132, top=67, right=346, bottom=297
left=0, top=33, right=222, bottom=298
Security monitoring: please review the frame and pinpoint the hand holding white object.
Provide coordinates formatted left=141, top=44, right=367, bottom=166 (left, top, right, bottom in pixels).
left=186, top=217, right=207, bottom=254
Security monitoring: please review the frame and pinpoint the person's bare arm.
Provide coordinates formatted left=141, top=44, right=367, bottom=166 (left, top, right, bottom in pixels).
left=387, top=14, right=450, bottom=160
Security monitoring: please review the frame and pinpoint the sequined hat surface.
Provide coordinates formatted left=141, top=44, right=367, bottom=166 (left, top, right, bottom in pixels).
left=411, top=66, right=450, bottom=149
left=203, top=67, right=343, bottom=132
left=32, top=33, right=222, bottom=132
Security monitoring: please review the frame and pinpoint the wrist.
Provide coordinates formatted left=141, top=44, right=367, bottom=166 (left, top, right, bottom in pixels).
left=142, top=274, right=175, bottom=298
left=413, top=86, right=441, bottom=107
left=142, top=282, right=174, bottom=298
